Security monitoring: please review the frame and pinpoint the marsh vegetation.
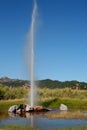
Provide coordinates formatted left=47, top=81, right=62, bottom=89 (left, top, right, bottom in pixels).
left=0, top=85, right=87, bottom=109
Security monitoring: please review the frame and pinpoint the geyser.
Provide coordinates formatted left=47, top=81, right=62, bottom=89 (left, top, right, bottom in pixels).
left=8, top=0, right=52, bottom=113
left=27, top=0, right=37, bottom=107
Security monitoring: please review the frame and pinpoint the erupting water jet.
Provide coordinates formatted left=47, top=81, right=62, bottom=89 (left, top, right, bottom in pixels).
left=8, top=0, right=52, bottom=113
left=28, top=0, right=37, bottom=107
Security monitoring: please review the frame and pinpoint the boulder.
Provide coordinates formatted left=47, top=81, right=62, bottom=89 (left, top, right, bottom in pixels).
left=17, top=104, right=26, bottom=112
left=34, top=106, right=51, bottom=112
left=34, top=106, right=43, bottom=112
left=8, top=105, right=18, bottom=113
left=25, top=104, right=34, bottom=112
left=17, top=104, right=34, bottom=112
left=16, top=109, right=21, bottom=114
left=59, top=104, right=68, bottom=111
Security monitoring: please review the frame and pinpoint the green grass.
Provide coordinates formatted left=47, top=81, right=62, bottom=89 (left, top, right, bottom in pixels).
left=0, top=88, right=87, bottom=110
left=0, top=99, right=25, bottom=110
left=40, top=98, right=87, bottom=109
left=55, top=126, right=87, bottom=130
left=0, top=97, right=87, bottom=110
left=0, top=125, right=38, bottom=130
left=1, top=125, right=87, bottom=130
left=38, top=88, right=87, bottom=109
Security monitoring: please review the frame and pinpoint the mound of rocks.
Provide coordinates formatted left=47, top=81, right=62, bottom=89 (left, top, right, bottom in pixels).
left=8, top=104, right=51, bottom=113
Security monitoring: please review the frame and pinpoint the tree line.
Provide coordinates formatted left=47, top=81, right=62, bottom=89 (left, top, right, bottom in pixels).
left=38, top=79, right=87, bottom=90
left=0, top=77, right=87, bottom=90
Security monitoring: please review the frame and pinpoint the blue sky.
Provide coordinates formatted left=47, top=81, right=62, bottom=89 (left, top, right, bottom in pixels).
left=0, top=0, right=87, bottom=82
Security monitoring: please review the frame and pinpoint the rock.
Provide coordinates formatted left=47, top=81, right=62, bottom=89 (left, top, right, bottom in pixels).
left=25, top=104, right=33, bottom=112
left=34, top=106, right=51, bottom=112
left=34, top=106, right=43, bottom=112
left=59, top=104, right=68, bottom=111
left=17, top=104, right=26, bottom=112
left=17, top=104, right=34, bottom=112
left=8, top=105, right=18, bottom=113
left=16, top=109, right=21, bottom=113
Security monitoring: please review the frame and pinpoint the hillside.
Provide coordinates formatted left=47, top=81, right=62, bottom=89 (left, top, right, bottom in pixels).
left=0, top=77, right=29, bottom=87
left=0, top=77, right=87, bottom=90
left=38, top=79, right=87, bottom=90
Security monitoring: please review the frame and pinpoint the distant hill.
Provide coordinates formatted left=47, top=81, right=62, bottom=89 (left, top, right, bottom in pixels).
left=0, top=77, right=87, bottom=90
left=39, top=79, right=87, bottom=90
left=0, top=77, right=29, bottom=87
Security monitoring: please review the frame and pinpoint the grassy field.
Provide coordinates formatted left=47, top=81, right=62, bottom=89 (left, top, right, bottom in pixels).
left=0, top=125, right=38, bottom=130
left=0, top=87, right=87, bottom=109
left=0, top=125, right=87, bottom=130
left=0, top=99, right=25, bottom=110
left=40, top=97, right=87, bottom=109
left=38, top=88, right=87, bottom=109
left=55, top=127, right=87, bottom=130
left=38, top=88, right=87, bottom=99
left=0, top=97, right=87, bottom=110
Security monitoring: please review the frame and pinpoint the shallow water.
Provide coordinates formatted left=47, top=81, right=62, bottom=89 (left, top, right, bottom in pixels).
left=0, top=109, right=87, bottom=130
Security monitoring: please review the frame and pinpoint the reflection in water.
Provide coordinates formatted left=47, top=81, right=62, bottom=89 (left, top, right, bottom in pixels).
left=8, top=111, right=46, bottom=118
left=30, top=115, right=34, bottom=128
left=4, top=109, right=87, bottom=121
left=0, top=110, right=8, bottom=120
left=8, top=112, right=21, bottom=118
left=44, top=110, right=87, bottom=120
left=0, top=110, right=87, bottom=130
left=8, top=111, right=47, bottom=129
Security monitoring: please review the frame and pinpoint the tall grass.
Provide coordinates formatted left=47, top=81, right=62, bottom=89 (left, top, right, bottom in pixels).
left=0, top=86, right=87, bottom=109
left=38, top=87, right=87, bottom=100
left=0, top=86, right=87, bottom=100
left=38, top=88, right=87, bottom=109
left=0, top=86, right=29, bottom=100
